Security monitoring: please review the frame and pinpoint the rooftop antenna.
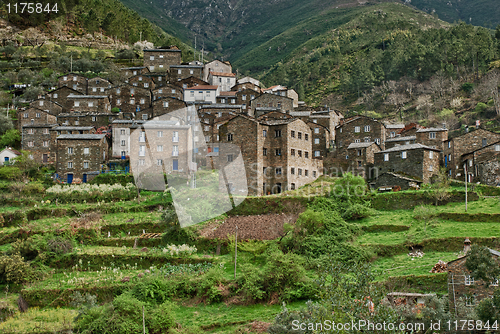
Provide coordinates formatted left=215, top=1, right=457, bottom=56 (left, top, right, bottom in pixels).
left=70, top=54, right=73, bottom=72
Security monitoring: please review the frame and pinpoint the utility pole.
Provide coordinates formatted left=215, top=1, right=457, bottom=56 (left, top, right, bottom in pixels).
left=139, top=31, right=142, bottom=43
left=464, top=163, right=468, bottom=212
left=70, top=54, right=73, bottom=72
left=234, top=225, right=238, bottom=279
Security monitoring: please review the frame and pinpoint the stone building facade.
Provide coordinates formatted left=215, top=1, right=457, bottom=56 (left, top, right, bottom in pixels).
left=67, top=95, right=111, bottom=113
left=121, top=67, right=149, bottom=78
left=56, top=134, right=108, bottom=183
left=208, top=72, right=236, bottom=92
left=384, top=135, right=417, bottom=149
left=143, top=47, right=182, bottom=72
left=57, top=113, right=118, bottom=128
left=106, top=84, right=152, bottom=114
left=152, top=98, right=187, bottom=118
left=308, top=122, right=330, bottom=159
left=219, top=116, right=323, bottom=196
left=57, top=73, right=88, bottom=94
left=443, top=128, right=500, bottom=179
left=183, top=85, right=219, bottom=104
left=29, top=99, right=63, bottom=116
left=111, top=120, right=145, bottom=158
left=374, top=143, right=441, bottom=183
left=250, top=93, right=294, bottom=116
left=447, top=246, right=500, bottom=311
left=334, top=116, right=387, bottom=158
left=204, top=60, right=232, bottom=82
left=170, top=64, right=204, bottom=81
left=346, top=142, right=381, bottom=179
left=461, top=140, right=500, bottom=186
left=145, top=73, right=167, bottom=88
left=22, top=124, right=58, bottom=164
left=127, top=75, right=155, bottom=90
left=415, top=127, right=448, bottom=151
left=88, top=77, right=112, bottom=95
left=18, top=108, right=57, bottom=131
left=45, top=87, right=83, bottom=112
left=370, top=172, right=422, bottom=191
left=152, top=84, right=183, bottom=101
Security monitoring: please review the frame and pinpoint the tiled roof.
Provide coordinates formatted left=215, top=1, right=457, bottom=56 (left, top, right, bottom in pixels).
left=57, top=134, right=106, bottom=140
left=219, top=91, right=237, bottom=96
left=385, top=135, right=417, bottom=143
left=67, top=94, right=108, bottom=99
left=385, top=123, right=405, bottom=129
left=200, top=104, right=242, bottom=109
left=416, top=127, right=447, bottom=133
left=52, top=126, right=95, bottom=130
left=378, top=143, right=441, bottom=153
left=259, top=119, right=296, bottom=126
left=378, top=172, right=422, bottom=183
left=347, top=142, right=377, bottom=149
left=186, top=85, right=218, bottom=90
left=22, top=124, right=58, bottom=128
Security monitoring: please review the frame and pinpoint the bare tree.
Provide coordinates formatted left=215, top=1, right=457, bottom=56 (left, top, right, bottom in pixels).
left=476, top=69, right=500, bottom=115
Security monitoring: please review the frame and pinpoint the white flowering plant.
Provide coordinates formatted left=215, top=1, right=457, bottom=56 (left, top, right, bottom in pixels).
left=162, top=244, right=197, bottom=257
left=45, top=183, right=137, bottom=203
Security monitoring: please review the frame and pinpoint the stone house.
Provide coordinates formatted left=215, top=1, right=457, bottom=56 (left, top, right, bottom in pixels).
left=216, top=91, right=237, bottom=105
left=290, top=108, right=343, bottom=141
left=398, top=122, right=424, bottom=136
left=29, top=99, right=63, bottom=116
left=127, top=75, right=155, bottom=90
left=22, top=124, right=58, bottom=164
left=0, top=147, right=21, bottom=166
left=87, top=77, right=112, bottom=95
left=121, top=66, right=150, bottom=78
left=250, top=93, right=294, bottom=116
left=57, top=113, right=118, bottom=128
left=58, top=73, right=88, bottom=94
left=443, top=128, right=500, bottom=179
left=152, top=83, right=183, bottom=101
left=145, top=73, right=167, bottom=88
left=237, top=76, right=261, bottom=89
left=374, top=143, right=441, bottom=183
left=447, top=241, right=500, bottom=311
left=204, top=60, right=232, bottom=82
left=308, top=122, right=330, bottom=159
left=208, top=72, right=236, bottom=92
left=346, top=142, right=381, bottom=179
left=67, top=95, right=111, bottom=113
left=106, top=84, right=152, bottom=114
left=183, top=85, right=219, bottom=104
left=56, top=134, right=108, bottom=183
left=111, top=120, right=145, bottom=158
left=219, top=115, right=323, bottom=196
left=461, top=140, right=500, bottom=186
left=262, top=85, right=287, bottom=96
left=385, top=124, right=405, bottom=138
left=370, top=172, right=422, bottom=191
left=198, top=104, right=243, bottom=124
left=334, top=115, right=387, bottom=158
left=17, top=108, right=57, bottom=131
left=50, top=126, right=96, bottom=146
left=45, top=86, right=83, bottom=112
left=170, top=63, right=204, bottom=81
left=416, top=127, right=448, bottom=151
left=152, top=98, right=187, bottom=118
left=217, top=88, right=259, bottom=113
left=143, top=47, right=182, bottom=72
left=128, top=120, right=193, bottom=176
left=175, top=77, right=209, bottom=90
left=384, top=135, right=417, bottom=149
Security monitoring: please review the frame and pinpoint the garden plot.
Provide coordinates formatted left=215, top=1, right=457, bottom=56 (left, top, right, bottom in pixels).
left=199, top=213, right=298, bottom=240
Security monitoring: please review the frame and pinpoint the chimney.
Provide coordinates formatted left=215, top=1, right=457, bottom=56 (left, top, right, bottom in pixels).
left=464, top=237, right=471, bottom=254
left=442, top=123, right=446, bottom=129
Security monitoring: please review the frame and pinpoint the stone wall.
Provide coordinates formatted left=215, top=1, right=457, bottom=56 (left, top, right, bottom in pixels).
left=143, top=49, right=182, bottom=72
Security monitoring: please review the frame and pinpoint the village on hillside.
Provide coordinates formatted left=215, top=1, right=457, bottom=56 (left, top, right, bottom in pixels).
left=5, top=45, right=500, bottom=195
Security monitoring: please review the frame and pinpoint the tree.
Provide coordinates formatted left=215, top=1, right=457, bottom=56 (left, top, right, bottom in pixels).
left=465, top=245, right=500, bottom=282
left=0, top=115, right=14, bottom=136
left=22, top=86, right=45, bottom=102
left=476, top=69, right=500, bottom=116
left=429, top=167, right=451, bottom=206
left=0, top=129, right=20, bottom=147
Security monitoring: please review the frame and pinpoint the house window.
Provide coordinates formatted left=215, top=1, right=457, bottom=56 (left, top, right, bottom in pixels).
left=276, top=149, right=282, bottom=156
left=83, top=162, right=89, bottom=169
left=227, top=134, right=233, bottom=141
left=100, top=88, right=105, bottom=92
left=121, top=140, right=126, bottom=146
left=36, top=112, right=41, bottom=118
left=375, top=138, right=381, bottom=145
left=495, top=145, right=500, bottom=152
left=314, top=150, right=320, bottom=157
left=120, top=129, right=126, bottom=135
left=482, top=138, right=487, bottom=147
left=68, top=162, right=73, bottom=168
left=291, top=149, right=295, bottom=156
left=298, top=132, right=302, bottom=139
left=75, top=121, right=79, bottom=125
left=357, top=149, right=362, bottom=156
left=140, top=99, right=145, bottom=104
left=275, top=130, right=281, bottom=137
left=313, top=171, right=317, bottom=177
left=429, top=164, right=433, bottom=172
left=92, top=116, right=97, bottom=122
left=139, top=145, right=145, bottom=156
left=150, top=56, right=154, bottom=60
left=314, top=128, right=320, bottom=134
left=429, top=151, right=434, bottom=159
left=24, top=113, right=28, bottom=118
left=157, top=159, right=163, bottom=166
left=263, top=148, right=267, bottom=156
left=305, top=151, right=309, bottom=158
left=157, top=145, right=163, bottom=152
left=172, top=131, right=179, bottom=142
left=291, top=183, right=295, bottom=190
left=305, top=170, right=308, bottom=177
left=242, top=95, right=246, bottom=101
left=364, top=125, right=371, bottom=132
left=298, top=150, right=302, bottom=157
left=130, top=99, right=135, bottom=105
left=429, top=132, right=436, bottom=139
left=291, top=168, right=295, bottom=175
left=227, top=154, right=234, bottom=162
left=305, top=134, right=308, bottom=141
left=218, top=112, right=222, bottom=117
left=53, top=93, right=58, bottom=98
left=448, top=141, right=451, bottom=148
left=163, top=101, right=169, bottom=108
left=263, top=130, right=267, bottom=137
left=117, top=99, right=121, bottom=105
left=28, top=129, right=34, bottom=134
left=74, top=101, right=80, bottom=107
left=364, top=137, right=370, bottom=143
left=172, top=145, right=179, bottom=156
left=291, top=131, right=295, bottom=138
left=138, top=159, right=145, bottom=166
left=157, top=131, right=163, bottom=138
left=88, top=102, right=94, bottom=107
left=44, top=129, right=49, bottom=134
left=390, top=132, right=395, bottom=138
left=298, top=169, right=302, bottom=176
left=68, top=147, right=74, bottom=155
left=384, top=153, right=389, bottom=161
left=204, top=126, right=209, bottom=131
left=355, top=139, right=361, bottom=143
left=355, top=126, right=360, bottom=133
left=313, top=119, right=317, bottom=124
left=314, top=138, right=320, bottom=144
left=275, top=168, right=282, bottom=175
left=142, top=114, right=148, bottom=120
left=402, top=151, right=407, bottom=159
left=84, top=148, right=89, bottom=154
left=43, top=141, right=49, bottom=147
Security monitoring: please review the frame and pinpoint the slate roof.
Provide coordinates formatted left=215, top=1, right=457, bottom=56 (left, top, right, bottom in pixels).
left=378, top=143, right=441, bottom=153
left=57, top=134, right=106, bottom=140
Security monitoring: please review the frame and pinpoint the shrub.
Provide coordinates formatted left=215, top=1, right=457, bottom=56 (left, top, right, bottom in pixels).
left=237, top=264, right=266, bottom=301
left=148, top=301, right=176, bottom=334
left=196, top=265, right=226, bottom=303
left=47, top=237, right=74, bottom=255
left=22, top=181, right=45, bottom=194
left=0, top=167, right=22, bottom=180
left=341, top=203, right=375, bottom=220
left=132, top=278, right=172, bottom=305
left=0, top=253, right=31, bottom=284
left=461, top=82, right=474, bottom=94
